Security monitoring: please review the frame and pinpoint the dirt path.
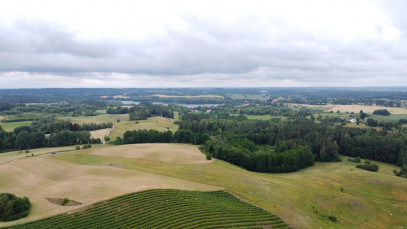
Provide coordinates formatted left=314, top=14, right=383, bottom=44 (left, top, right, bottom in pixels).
left=102, top=126, right=114, bottom=144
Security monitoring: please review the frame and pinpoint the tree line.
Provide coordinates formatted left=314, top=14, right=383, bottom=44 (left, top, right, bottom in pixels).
left=0, top=118, right=107, bottom=152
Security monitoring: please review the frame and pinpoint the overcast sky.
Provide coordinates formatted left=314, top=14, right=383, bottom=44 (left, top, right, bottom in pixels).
left=0, top=0, right=406, bottom=88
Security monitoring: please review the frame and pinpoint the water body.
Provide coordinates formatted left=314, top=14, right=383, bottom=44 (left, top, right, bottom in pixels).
left=120, top=101, right=224, bottom=109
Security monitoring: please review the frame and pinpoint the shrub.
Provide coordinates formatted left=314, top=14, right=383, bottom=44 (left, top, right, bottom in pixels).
left=25, top=150, right=29, bottom=154
left=328, top=215, right=337, bottom=222
left=206, top=154, right=212, bottom=160
left=104, top=136, right=110, bottom=142
left=82, top=144, right=92, bottom=149
left=349, top=157, right=361, bottom=163
left=394, top=165, right=407, bottom=178
left=356, top=163, right=379, bottom=172
left=75, top=146, right=80, bottom=150
left=0, top=193, right=31, bottom=221
left=61, top=198, right=69, bottom=206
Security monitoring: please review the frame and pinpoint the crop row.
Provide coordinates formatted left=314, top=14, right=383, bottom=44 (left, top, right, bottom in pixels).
left=8, top=189, right=290, bottom=229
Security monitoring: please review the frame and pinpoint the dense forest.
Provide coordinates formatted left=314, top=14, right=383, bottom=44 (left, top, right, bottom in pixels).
left=116, top=112, right=407, bottom=173
left=2, top=87, right=407, bottom=107
left=0, top=118, right=109, bottom=151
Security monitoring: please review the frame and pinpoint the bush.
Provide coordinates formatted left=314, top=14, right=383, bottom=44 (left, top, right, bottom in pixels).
left=328, top=215, right=337, bottom=222
left=82, top=144, right=92, bottom=149
left=364, top=160, right=371, bottom=165
left=0, top=193, right=31, bottom=221
left=394, top=165, right=407, bottom=178
left=373, top=109, right=391, bottom=116
left=75, top=146, right=80, bottom=150
left=356, top=163, right=379, bottom=172
left=61, top=198, right=69, bottom=206
left=349, top=157, right=361, bottom=163
left=206, top=154, right=212, bottom=160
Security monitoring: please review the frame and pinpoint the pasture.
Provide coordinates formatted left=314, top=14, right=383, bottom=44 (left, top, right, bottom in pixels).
left=52, top=145, right=407, bottom=229
left=8, top=189, right=288, bottom=229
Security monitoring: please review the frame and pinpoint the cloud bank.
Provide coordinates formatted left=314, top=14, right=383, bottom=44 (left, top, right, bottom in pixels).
left=0, top=0, right=406, bottom=88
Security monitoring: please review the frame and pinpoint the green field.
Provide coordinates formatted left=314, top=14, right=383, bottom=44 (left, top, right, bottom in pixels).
left=0, top=121, right=32, bottom=132
left=371, top=114, right=407, bottom=122
left=59, top=113, right=179, bottom=141
left=7, top=189, right=289, bottom=229
left=59, top=114, right=129, bottom=124
left=108, top=115, right=179, bottom=141
left=50, top=145, right=407, bottom=229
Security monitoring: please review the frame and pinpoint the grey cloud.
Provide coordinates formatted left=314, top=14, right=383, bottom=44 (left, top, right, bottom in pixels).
left=1, top=4, right=407, bottom=88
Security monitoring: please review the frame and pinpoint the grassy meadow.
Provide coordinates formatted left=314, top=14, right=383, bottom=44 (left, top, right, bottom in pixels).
left=0, top=121, right=32, bottom=132
left=108, top=114, right=179, bottom=141
left=59, top=112, right=179, bottom=141
left=48, top=144, right=407, bottom=229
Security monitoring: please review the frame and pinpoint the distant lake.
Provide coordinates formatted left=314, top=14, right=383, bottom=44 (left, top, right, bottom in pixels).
left=120, top=101, right=224, bottom=108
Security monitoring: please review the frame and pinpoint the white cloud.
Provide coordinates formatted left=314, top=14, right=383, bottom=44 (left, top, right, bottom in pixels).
left=0, top=0, right=406, bottom=87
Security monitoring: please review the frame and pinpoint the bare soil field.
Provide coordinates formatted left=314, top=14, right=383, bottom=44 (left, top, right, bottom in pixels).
left=0, top=154, right=220, bottom=227
left=90, top=143, right=211, bottom=164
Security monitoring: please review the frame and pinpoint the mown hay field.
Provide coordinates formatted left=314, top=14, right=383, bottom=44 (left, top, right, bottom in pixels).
left=0, top=147, right=220, bottom=228
left=90, top=143, right=211, bottom=164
